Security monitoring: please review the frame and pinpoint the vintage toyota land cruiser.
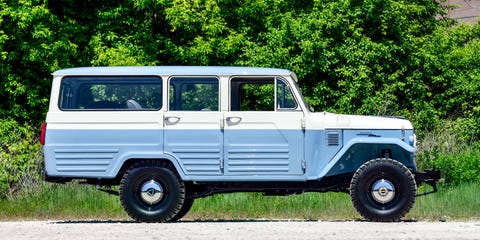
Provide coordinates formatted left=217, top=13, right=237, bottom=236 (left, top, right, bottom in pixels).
left=41, top=66, right=440, bottom=222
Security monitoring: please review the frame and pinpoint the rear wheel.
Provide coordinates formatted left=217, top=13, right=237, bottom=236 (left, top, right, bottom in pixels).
left=170, top=198, right=195, bottom=221
left=350, top=159, right=416, bottom=222
left=119, top=161, right=185, bottom=222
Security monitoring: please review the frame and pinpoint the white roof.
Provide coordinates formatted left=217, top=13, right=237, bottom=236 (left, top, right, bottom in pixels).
left=53, top=66, right=294, bottom=77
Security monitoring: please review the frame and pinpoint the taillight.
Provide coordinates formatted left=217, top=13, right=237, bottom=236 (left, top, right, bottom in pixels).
left=40, top=122, right=47, bottom=145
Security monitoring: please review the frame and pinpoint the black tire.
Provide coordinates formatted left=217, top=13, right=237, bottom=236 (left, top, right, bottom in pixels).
left=170, top=198, right=195, bottom=221
left=119, top=160, right=185, bottom=223
left=350, top=159, right=416, bottom=222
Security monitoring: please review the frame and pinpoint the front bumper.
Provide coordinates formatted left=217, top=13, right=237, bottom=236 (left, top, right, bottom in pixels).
left=415, top=169, right=442, bottom=196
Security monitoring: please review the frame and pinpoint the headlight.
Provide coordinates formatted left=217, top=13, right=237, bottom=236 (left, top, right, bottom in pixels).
left=408, top=134, right=417, bottom=148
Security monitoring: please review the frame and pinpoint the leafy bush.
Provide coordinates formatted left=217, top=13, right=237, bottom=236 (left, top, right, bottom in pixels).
left=1, top=0, right=480, bottom=196
left=417, top=119, right=480, bottom=185
left=419, top=147, right=480, bottom=186
left=0, top=120, right=43, bottom=198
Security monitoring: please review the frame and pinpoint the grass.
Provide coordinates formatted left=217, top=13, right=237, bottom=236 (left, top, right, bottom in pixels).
left=0, top=183, right=127, bottom=221
left=188, top=191, right=359, bottom=220
left=0, top=182, right=479, bottom=221
left=411, top=183, right=480, bottom=221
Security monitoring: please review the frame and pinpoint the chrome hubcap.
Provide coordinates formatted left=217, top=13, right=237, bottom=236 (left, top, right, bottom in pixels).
left=140, top=180, right=164, bottom=205
left=371, top=179, right=395, bottom=204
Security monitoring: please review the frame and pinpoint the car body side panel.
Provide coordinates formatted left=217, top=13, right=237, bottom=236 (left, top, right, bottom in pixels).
left=44, top=126, right=415, bottom=182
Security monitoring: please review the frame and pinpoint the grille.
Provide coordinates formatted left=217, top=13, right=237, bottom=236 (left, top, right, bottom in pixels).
left=327, top=131, right=340, bottom=146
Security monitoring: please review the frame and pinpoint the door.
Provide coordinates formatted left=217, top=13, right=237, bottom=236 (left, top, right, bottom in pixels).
left=164, top=77, right=223, bottom=175
left=224, top=77, right=305, bottom=176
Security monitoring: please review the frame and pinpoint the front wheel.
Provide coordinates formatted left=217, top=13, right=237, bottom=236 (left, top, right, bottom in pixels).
left=119, top=161, right=185, bottom=222
left=350, top=159, right=416, bottom=222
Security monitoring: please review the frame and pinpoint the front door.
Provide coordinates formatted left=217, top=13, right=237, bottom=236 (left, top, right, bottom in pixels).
left=224, top=77, right=305, bottom=176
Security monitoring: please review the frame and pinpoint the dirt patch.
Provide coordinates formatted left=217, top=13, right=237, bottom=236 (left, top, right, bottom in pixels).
left=0, top=220, right=479, bottom=240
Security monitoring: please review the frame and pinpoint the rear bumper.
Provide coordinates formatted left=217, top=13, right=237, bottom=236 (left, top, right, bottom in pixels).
left=415, top=169, right=442, bottom=196
left=42, top=170, right=73, bottom=184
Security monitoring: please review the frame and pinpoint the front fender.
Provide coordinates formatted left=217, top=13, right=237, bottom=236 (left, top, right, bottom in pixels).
left=311, top=137, right=416, bottom=180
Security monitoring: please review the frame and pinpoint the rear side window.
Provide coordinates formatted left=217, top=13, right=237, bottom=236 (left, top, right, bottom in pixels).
left=59, top=76, right=162, bottom=110
left=169, top=77, right=219, bottom=111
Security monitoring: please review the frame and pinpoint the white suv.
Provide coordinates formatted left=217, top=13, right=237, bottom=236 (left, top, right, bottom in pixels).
left=42, top=66, right=440, bottom=222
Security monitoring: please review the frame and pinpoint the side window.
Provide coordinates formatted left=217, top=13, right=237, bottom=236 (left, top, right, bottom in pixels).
left=169, top=77, right=219, bottom=111
left=277, top=79, right=298, bottom=110
left=59, top=77, right=162, bottom=110
left=230, top=77, right=275, bottom=111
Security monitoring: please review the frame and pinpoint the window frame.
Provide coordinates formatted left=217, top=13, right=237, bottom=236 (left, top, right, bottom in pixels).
left=168, top=76, right=220, bottom=112
left=276, top=77, right=300, bottom=111
left=58, top=76, right=163, bottom=111
left=229, top=76, right=301, bottom=112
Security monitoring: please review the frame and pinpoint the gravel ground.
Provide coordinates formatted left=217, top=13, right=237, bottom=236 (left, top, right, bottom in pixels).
left=0, top=220, right=479, bottom=240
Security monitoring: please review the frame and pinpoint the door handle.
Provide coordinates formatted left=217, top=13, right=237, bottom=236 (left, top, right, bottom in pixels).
left=226, top=116, right=242, bottom=124
left=165, top=116, right=180, bottom=124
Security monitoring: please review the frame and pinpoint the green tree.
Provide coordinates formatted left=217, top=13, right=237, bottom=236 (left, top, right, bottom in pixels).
left=1, top=0, right=479, bottom=135
left=405, top=24, right=480, bottom=135
left=0, top=0, right=78, bottom=121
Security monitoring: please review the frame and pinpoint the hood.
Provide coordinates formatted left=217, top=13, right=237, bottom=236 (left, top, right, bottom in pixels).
left=320, top=112, right=413, bottom=130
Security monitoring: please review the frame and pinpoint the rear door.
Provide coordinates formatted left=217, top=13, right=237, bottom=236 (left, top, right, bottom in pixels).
left=224, top=77, right=305, bottom=176
left=163, top=76, right=223, bottom=175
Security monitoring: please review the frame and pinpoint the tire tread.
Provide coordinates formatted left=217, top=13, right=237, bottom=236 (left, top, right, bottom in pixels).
left=119, top=160, right=185, bottom=223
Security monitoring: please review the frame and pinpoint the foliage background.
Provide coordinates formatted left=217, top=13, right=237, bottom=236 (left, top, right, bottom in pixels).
left=1, top=0, right=480, bottom=198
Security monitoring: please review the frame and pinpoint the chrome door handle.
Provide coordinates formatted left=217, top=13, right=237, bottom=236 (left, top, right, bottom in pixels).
left=165, top=116, right=180, bottom=124
left=226, top=116, right=242, bottom=124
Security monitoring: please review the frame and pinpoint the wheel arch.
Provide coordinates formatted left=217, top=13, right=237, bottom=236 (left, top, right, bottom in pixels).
left=112, top=155, right=187, bottom=185
left=318, top=137, right=416, bottom=179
